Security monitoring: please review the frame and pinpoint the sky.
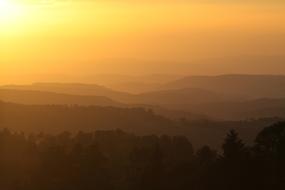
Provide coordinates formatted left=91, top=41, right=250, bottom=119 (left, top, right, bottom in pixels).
left=1, top=0, right=285, bottom=83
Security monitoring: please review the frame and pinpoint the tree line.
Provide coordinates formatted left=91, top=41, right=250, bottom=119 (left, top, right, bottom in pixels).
left=0, top=122, right=284, bottom=190
left=0, top=102, right=281, bottom=149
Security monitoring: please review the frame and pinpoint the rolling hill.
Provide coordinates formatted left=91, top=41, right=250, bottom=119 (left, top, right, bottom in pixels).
left=0, top=89, right=123, bottom=107
left=136, top=88, right=229, bottom=105
left=0, top=88, right=207, bottom=121
left=0, top=101, right=281, bottom=149
left=2, top=75, right=285, bottom=120
left=2, top=83, right=132, bottom=100
left=1, top=83, right=229, bottom=105
left=162, top=74, right=285, bottom=99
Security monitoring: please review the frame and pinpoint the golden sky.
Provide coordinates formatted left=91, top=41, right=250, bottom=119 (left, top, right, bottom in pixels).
left=1, top=0, right=285, bottom=83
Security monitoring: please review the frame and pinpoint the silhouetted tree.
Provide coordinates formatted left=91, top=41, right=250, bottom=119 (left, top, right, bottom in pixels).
left=253, top=122, right=285, bottom=190
left=222, top=129, right=248, bottom=161
left=255, top=121, right=285, bottom=159
left=0, top=121, right=284, bottom=190
left=196, top=146, right=217, bottom=166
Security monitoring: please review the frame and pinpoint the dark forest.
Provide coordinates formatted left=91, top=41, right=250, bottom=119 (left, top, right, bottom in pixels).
left=0, top=121, right=284, bottom=190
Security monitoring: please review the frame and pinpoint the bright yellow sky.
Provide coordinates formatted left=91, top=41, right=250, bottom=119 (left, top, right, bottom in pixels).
left=1, top=0, right=285, bottom=83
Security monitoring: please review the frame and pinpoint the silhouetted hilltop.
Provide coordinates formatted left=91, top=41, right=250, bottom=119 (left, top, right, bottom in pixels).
left=0, top=101, right=281, bottom=148
left=135, top=89, right=285, bottom=120
left=95, top=74, right=182, bottom=93
left=3, top=75, right=285, bottom=120
left=136, top=88, right=228, bottom=105
left=1, top=82, right=238, bottom=104
left=2, top=82, right=132, bottom=100
left=163, top=74, right=285, bottom=99
left=108, top=81, right=161, bottom=94
left=2, top=85, right=285, bottom=120
left=0, top=88, right=208, bottom=121
left=2, top=83, right=227, bottom=104
left=0, top=101, right=177, bottom=135
left=187, top=98, right=285, bottom=120
left=90, top=74, right=182, bottom=84
left=0, top=89, right=123, bottom=107
left=87, top=74, right=181, bottom=91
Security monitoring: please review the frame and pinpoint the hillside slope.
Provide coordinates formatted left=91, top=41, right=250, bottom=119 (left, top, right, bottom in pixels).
left=163, top=74, right=285, bottom=99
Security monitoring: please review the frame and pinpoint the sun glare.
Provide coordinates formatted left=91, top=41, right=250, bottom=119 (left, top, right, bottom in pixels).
left=0, top=0, right=26, bottom=24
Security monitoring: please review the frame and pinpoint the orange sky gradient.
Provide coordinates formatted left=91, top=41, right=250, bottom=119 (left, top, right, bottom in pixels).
left=1, top=0, right=285, bottom=84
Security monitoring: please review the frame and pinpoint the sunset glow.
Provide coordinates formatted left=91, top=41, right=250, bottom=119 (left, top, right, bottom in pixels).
left=1, top=2, right=285, bottom=187
left=1, top=1, right=285, bottom=84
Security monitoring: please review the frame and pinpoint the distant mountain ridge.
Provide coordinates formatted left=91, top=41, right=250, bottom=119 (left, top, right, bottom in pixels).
left=1, top=82, right=230, bottom=105
left=0, top=89, right=123, bottom=107
left=3, top=82, right=132, bottom=98
left=162, top=74, right=285, bottom=99
left=0, top=101, right=282, bottom=149
left=0, top=88, right=207, bottom=121
left=136, top=88, right=231, bottom=105
left=0, top=101, right=182, bottom=136
left=2, top=74, right=285, bottom=120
